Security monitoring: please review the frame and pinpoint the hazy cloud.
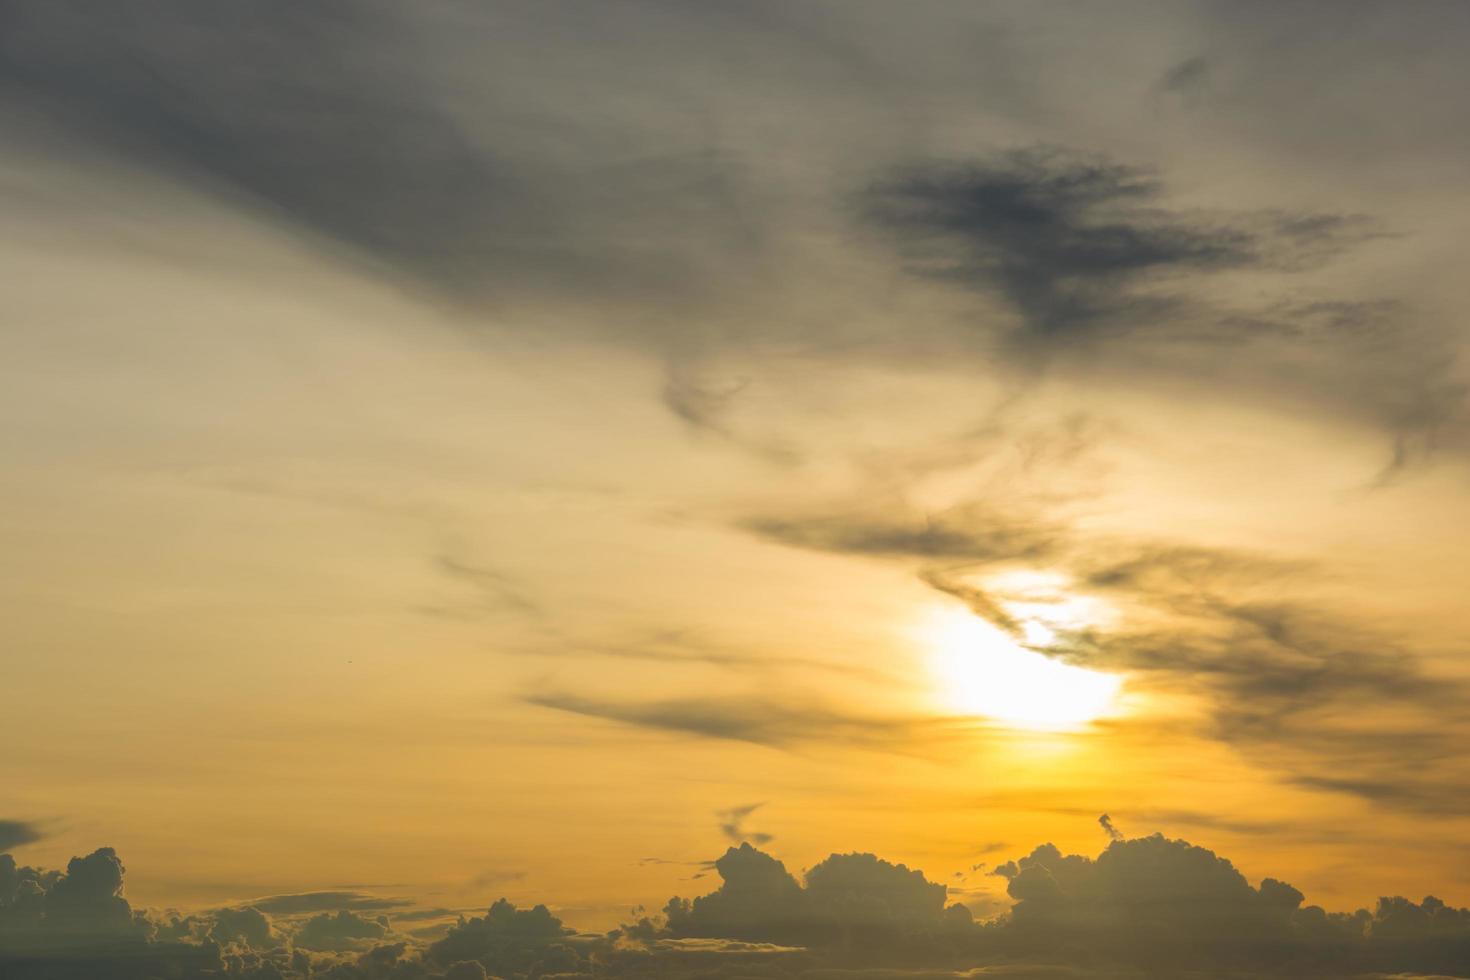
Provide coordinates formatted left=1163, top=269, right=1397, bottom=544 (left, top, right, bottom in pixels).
left=662, top=368, right=800, bottom=465
left=1157, top=55, right=1212, bottom=104
left=244, top=891, right=411, bottom=916
left=744, top=508, right=1058, bottom=563
left=526, top=691, right=953, bottom=753
left=514, top=628, right=898, bottom=686
left=0, top=822, right=43, bottom=853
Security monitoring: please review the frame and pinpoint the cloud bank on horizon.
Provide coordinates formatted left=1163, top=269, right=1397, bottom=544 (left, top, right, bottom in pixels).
left=4, top=828, right=1470, bottom=980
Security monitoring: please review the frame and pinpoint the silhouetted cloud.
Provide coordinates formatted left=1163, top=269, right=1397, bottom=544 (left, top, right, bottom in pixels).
left=9, top=829, right=1470, bottom=977
left=293, top=908, right=392, bottom=952
left=717, top=804, right=774, bottom=846
left=209, top=905, right=276, bottom=949
left=427, top=898, right=572, bottom=974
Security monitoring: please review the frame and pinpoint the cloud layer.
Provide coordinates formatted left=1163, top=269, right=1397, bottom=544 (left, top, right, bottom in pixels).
left=6, top=830, right=1470, bottom=979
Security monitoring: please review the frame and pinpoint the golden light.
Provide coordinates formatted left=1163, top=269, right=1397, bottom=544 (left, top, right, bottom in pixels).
left=920, top=606, right=1122, bottom=731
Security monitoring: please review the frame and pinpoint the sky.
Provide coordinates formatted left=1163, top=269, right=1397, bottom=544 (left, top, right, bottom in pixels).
left=3, top=2, right=1470, bottom=978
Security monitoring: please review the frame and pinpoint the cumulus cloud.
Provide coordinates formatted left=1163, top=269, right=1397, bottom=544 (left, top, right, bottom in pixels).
left=8, top=830, right=1470, bottom=978
left=427, top=898, right=575, bottom=975
left=661, top=842, right=968, bottom=949
left=293, top=909, right=393, bottom=952
left=0, top=846, right=221, bottom=979
left=209, top=905, right=276, bottom=949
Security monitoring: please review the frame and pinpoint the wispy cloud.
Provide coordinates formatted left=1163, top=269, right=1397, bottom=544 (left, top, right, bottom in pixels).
left=0, top=821, right=43, bottom=852
left=525, top=691, right=961, bottom=753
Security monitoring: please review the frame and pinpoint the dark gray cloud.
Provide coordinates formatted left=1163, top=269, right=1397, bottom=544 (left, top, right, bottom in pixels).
left=0, top=822, right=43, bottom=853
left=0, top=0, right=781, bottom=335
left=861, top=147, right=1461, bottom=468
left=0, top=1, right=502, bottom=296
left=864, top=146, right=1374, bottom=344
left=717, top=804, right=774, bottom=846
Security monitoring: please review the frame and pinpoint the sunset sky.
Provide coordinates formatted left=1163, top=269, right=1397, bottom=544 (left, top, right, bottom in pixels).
left=4, top=2, right=1470, bottom=977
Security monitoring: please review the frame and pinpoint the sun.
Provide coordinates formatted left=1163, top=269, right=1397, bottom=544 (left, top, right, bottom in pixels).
left=919, top=606, right=1122, bottom=731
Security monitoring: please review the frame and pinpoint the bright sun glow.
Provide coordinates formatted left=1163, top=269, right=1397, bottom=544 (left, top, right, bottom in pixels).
left=921, top=606, right=1122, bottom=731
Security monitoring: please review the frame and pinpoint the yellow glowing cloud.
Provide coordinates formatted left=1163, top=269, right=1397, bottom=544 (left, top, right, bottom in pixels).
left=920, top=606, right=1122, bottom=731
